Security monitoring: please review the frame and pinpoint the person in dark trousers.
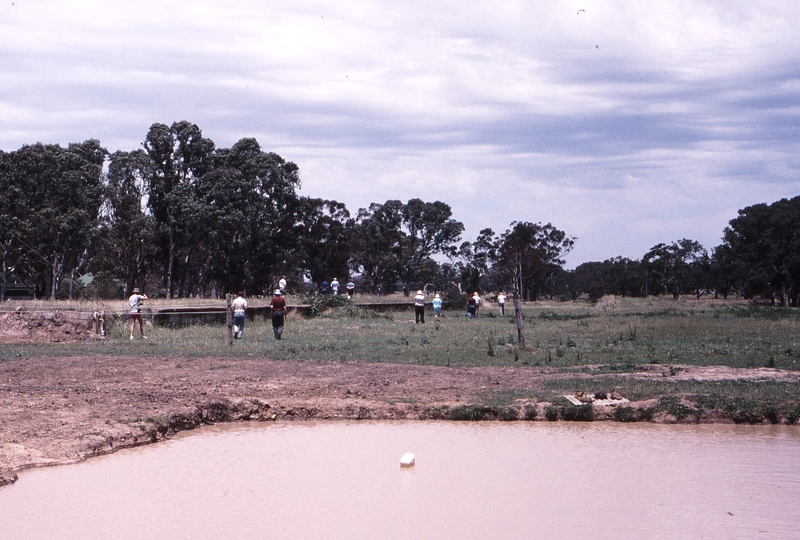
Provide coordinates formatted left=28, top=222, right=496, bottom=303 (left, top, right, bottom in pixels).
left=414, top=290, right=426, bottom=323
left=269, top=289, right=287, bottom=339
left=466, top=293, right=476, bottom=319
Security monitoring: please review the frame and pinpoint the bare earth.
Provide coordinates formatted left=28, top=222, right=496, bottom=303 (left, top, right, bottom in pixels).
left=2, top=352, right=798, bottom=487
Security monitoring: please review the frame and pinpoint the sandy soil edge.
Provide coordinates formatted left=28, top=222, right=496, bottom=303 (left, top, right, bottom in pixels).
left=2, top=355, right=798, bottom=487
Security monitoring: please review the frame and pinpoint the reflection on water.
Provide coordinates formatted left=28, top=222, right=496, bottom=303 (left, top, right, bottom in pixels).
left=1, top=422, right=799, bottom=539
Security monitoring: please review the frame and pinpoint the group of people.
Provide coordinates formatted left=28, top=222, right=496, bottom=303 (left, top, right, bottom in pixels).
left=232, top=289, right=286, bottom=340
left=320, top=277, right=356, bottom=297
left=128, top=285, right=510, bottom=343
left=412, top=290, right=508, bottom=323
left=467, top=291, right=507, bottom=318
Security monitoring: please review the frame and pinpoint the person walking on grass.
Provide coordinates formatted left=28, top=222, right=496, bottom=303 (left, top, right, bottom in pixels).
left=414, top=290, right=426, bottom=324
left=269, top=289, right=287, bottom=340
left=497, top=291, right=507, bottom=317
left=432, top=292, right=443, bottom=323
left=278, top=276, right=287, bottom=295
left=128, top=288, right=148, bottom=340
left=473, top=292, right=481, bottom=318
left=232, top=291, right=247, bottom=339
left=331, top=277, right=340, bottom=296
left=466, top=293, right=476, bottom=319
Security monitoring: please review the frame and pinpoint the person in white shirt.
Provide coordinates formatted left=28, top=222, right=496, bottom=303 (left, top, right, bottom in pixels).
left=128, top=288, right=148, bottom=340
left=278, top=276, right=287, bottom=295
left=232, top=291, right=247, bottom=339
left=497, top=292, right=507, bottom=317
left=473, top=292, right=482, bottom=318
left=414, top=290, right=426, bottom=324
left=331, top=278, right=340, bottom=295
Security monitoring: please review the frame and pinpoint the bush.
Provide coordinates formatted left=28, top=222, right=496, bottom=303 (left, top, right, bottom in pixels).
left=545, top=405, right=559, bottom=421
left=442, top=290, right=467, bottom=311
left=561, top=403, right=593, bottom=422
left=614, top=406, right=653, bottom=422
left=309, top=294, right=352, bottom=317
left=523, top=405, right=538, bottom=420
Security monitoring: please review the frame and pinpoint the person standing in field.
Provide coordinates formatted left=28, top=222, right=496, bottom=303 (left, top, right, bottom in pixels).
left=232, top=291, right=247, bottom=339
left=497, top=291, right=507, bottom=317
left=269, top=289, right=287, bottom=340
left=346, top=280, right=355, bottom=298
left=278, top=276, right=287, bottom=295
left=320, top=280, right=329, bottom=294
left=432, top=292, right=443, bottom=323
left=414, top=290, right=426, bottom=323
left=473, top=292, right=482, bottom=318
left=128, top=288, right=148, bottom=340
left=466, top=293, right=476, bottom=319
left=331, top=277, right=340, bottom=296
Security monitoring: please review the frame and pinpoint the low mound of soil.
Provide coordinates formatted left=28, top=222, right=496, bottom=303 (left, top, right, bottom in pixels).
left=0, top=311, right=94, bottom=343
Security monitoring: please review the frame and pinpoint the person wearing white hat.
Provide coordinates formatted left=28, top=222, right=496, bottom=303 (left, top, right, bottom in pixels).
left=432, top=292, right=443, bottom=323
left=269, top=289, right=287, bottom=339
left=414, top=290, right=426, bottom=324
left=128, top=287, right=148, bottom=340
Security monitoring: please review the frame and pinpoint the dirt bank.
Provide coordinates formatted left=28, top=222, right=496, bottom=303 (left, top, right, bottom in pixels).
left=1, top=355, right=798, bottom=487
left=0, top=311, right=96, bottom=343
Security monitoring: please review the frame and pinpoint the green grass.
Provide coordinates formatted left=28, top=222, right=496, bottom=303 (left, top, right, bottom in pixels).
left=3, top=297, right=800, bottom=371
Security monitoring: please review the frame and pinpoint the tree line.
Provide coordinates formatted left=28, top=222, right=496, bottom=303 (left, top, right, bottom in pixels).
left=1, top=121, right=798, bottom=306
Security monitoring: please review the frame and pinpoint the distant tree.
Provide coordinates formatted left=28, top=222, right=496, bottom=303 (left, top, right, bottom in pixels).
left=494, top=221, right=575, bottom=348
left=6, top=141, right=106, bottom=299
left=495, top=222, right=575, bottom=301
left=352, top=199, right=464, bottom=295
left=642, top=239, right=707, bottom=299
left=722, top=196, right=800, bottom=305
left=294, top=198, right=354, bottom=287
left=143, top=121, right=215, bottom=298
left=456, top=228, right=499, bottom=294
left=99, top=149, right=157, bottom=296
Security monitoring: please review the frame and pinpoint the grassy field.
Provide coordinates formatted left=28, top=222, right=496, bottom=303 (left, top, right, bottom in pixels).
left=4, top=296, right=799, bottom=370
left=2, top=296, right=799, bottom=423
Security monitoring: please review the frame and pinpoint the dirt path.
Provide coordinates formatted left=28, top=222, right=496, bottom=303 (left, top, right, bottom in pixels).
left=1, top=355, right=798, bottom=486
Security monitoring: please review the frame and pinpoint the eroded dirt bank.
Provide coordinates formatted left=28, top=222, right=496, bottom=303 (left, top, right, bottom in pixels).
left=2, top=355, right=799, bottom=487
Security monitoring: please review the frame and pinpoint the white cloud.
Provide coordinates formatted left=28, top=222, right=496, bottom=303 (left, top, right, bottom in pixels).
left=1, top=0, right=799, bottom=266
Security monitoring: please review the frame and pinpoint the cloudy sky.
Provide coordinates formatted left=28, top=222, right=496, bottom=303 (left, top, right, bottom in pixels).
left=2, top=0, right=799, bottom=266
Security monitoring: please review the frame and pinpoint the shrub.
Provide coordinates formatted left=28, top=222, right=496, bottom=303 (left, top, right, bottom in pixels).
left=561, top=403, right=593, bottom=422
left=545, top=405, right=559, bottom=421
left=614, top=406, right=653, bottom=422
left=523, top=405, right=538, bottom=420
left=443, top=290, right=467, bottom=311
left=309, top=294, right=353, bottom=317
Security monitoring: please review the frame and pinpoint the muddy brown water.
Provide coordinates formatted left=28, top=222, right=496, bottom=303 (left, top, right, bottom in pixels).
left=1, top=422, right=798, bottom=539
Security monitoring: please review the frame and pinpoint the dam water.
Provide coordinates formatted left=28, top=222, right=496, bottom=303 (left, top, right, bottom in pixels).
left=1, top=421, right=798, bottom=539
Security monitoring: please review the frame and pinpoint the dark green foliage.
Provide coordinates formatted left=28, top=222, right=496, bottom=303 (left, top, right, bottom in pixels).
left=442, top=290, right=467, bottom=310
left=545, top=405, right=559, bottom=421
left=537, top=311, right=591, bottom=321
left=523, top=405, right=538, bottom=420
left=308, top=294, right=353, bottom=317
left=614, top=406, right=653, bottom=422
left=449, top=405, right=498, bottom=421
left=656, top=396, right=700, bottom=422
left=560, top=403, right=593, bottom=421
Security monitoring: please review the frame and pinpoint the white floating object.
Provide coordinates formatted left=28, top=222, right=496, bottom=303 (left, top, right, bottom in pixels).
left=400, top=453, right=415, bottom=468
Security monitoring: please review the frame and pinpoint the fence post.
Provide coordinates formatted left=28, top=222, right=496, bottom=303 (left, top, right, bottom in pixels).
left=226, top=293, right=233, bottom=345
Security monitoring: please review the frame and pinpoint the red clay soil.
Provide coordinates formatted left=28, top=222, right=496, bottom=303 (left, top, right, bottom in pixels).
left=2, top=353, right=799, bottom=487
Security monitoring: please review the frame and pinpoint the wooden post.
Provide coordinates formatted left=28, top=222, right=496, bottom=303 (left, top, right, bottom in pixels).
left=514, top=296, right=526, bottom=349
left=226, top=293, right=233, bottom=345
